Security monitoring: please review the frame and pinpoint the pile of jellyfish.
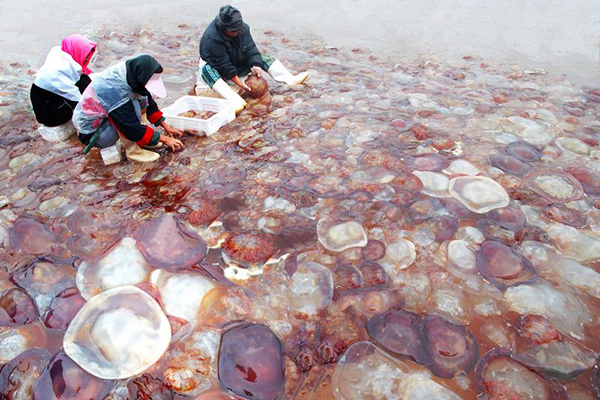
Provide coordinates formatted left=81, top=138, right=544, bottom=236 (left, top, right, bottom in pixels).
left=1, top=22, right=600, bottom=399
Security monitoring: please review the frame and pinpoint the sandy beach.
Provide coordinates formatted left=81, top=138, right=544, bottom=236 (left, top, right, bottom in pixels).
left=1, top=0, right=599, bottom=85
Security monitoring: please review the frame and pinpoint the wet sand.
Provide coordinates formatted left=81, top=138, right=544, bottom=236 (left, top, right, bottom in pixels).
left=1, top=0, right=599, bottom=85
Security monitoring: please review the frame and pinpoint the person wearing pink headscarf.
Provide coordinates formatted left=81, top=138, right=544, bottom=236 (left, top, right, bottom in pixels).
left=31, top=34, right=97, bottom=127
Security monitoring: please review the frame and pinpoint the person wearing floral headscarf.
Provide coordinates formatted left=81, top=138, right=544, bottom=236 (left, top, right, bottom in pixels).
left=30, top=34, right=97, bottom=127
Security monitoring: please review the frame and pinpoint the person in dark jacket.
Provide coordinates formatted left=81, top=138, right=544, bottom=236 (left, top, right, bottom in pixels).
left=73, top=55, right=184, bottom=162
left=31, top=34, right=96, bottom=130
left=197, top=5, right=309, bottom=113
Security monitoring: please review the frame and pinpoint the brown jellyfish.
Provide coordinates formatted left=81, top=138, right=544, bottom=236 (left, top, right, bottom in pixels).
left=303, top=175, right=345, bottom=198
left=43, top=287, right=86, bottom=330
left=477, top=241, right=539, bottom=289
left=440, top=198, right=472, bottom=219
left=288, top=343, right=319, bottom=373
left=404, top=154, right=449, bottom=172
left=475, top=349, right=568, bottom=400
left=9, top=215, right=59, bottom=256
left=426, top=216, right=459, bottom=242
left=334, top=264, right=363, bottom=293
left=408, top=199, right=447, bottom=222
left=362, top=239, right=386, bottom=261
left=188, top=197, right=220, bottom=227
left=246, top=75, right=269, bottom=99
left=489, top=154, right=532, bottom=176
left=421, top=314, right=479, bottom=379
left=505, top=140, right=541, bottom=162
left=221, top=231, right=276, bottom=265
left=218, top=323, right=285, bottom=400
left=477, top=219, right=517, bottom=243
left=0, top=348, right=51, bottom=398
left=0, top=288, right=37, bottom=327
left=565, top=166, right=600, bottom=196
left=524, top=169, right=584, bottom=203
left=127, top=374, right=177, bottom=399
left=543, top=205, right=588, bottom=228
left=356, top=262, right=388, bottom=289
left=515, top=226, right=549, bottom=244
left=485, top=207, right=527, bottom=232
left=33, top=351, right=116, bottom=400
left=135, top=214, right=208, bottom=270
left=367, top=309, right=429, bottom=364
left=10, top=259, right=75, bottom=315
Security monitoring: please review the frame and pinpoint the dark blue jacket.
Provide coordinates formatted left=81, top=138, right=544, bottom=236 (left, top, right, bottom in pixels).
left=199, top=20, right=263, bottom=80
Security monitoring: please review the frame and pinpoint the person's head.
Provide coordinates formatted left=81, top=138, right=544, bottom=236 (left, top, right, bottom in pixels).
left=61, top=34, right=97, bottom=74
left=125, top=54, right=167, bottom=98
left=215, top=5, right=243, bottom=37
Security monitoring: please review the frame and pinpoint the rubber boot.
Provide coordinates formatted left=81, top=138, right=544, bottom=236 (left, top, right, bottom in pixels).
left=212, top=78, right=247, bottom=114
left=267, top=59, right=309, bottom=85
left=120, top=137, right=160, bottom=162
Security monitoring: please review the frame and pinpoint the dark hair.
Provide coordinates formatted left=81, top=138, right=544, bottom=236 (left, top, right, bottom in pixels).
left=215, top=5, right=243, bottom=32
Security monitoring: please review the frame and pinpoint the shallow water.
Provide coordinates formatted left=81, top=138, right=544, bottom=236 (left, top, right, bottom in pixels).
left=1, top=23, right=600, bottom=399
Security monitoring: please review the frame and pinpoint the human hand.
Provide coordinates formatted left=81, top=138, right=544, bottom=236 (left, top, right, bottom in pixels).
left=232, top=75, right=251, bottom=92
left=162, top=123, right=184, bottom=138
left=251, top=66, right=262, bottom=78
left=160, top=135, right=184, bottom=152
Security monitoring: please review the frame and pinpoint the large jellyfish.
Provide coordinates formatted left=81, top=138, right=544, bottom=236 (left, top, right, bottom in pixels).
left=421, top=314, right=480, bottom=379
left=0, top=348, right=51, bottom=398
left=367, top=308, right=429, bottom=364
left=448, top=176, right=509, bottom=213
left=524, top=169, right=584, bottom=203
left=11, top=259, right=76, bottom=314
left=33, top=351, right=117, bottom=400
left=475, top=348, right=568, bottom=399
left=135, top=214, right=208, bottom=270
left=0, top=288, right=37, bottom=327
left=9, top=215, right=59, bottom=256
left=221, top=231, right=276, bottom=265
left=477, top=241, right=539, bottom=289
left=218, top=323, right=285, bottom=400
left=76, top=237, right=151, bottom=300
left=43, top=287, right=86, bottom=330
left=63, top=286, right=171, bottom=380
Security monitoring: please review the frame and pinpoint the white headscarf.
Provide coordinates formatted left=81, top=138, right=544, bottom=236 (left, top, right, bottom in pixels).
left=34, top=46, right=83, bottom=101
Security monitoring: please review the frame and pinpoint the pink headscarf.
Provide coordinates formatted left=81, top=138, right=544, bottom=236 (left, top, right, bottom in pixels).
left=61, top=34, right=97, bottom=75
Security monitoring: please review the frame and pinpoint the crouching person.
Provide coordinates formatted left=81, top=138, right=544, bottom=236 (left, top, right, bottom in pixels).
left=31, top=34, right=96, bottom=137
left=73, top=54, right=184, bottom=162
left=197, top=5, right=309, bottom=113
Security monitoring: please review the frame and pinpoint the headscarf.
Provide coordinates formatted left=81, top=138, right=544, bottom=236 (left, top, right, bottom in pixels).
left=125, top=54, right=163, bottom=95
left=215, top=5, right=243, bottom=32
left=61, top=34, right=96, bottom=75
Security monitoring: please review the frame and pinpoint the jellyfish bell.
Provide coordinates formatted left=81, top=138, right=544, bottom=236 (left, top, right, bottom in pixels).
left=135, top=214, right=208, bottom=271
left=477, top=241, right=539, bottom=290
left=421, top=314, right=480, bottom=379
left=218, top=323, right=285, bottom=400
left=366, top=308, right=429, bottom=364
left=245, top=74, right=269, bottom=98
left=475, top=348, right=568, bottom=400
left=63, top=285, right=171, bottom=380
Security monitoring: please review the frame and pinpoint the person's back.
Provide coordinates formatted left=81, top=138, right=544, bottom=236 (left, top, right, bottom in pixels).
left=31, top=34, right=96, bottom=127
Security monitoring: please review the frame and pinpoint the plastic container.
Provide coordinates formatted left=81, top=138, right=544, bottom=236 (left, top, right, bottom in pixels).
left=162, top=96, right=236, bottom=136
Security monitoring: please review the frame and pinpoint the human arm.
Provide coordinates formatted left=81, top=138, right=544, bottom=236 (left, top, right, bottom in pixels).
left=75, top=74, right=92, bottom=94
left=109, top=100, right=183, bottom=151
left=231, top=75, right=251, bottom=92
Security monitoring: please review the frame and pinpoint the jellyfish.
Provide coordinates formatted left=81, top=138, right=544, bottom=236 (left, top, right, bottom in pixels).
left=218, top=323, right=285, bottom=400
